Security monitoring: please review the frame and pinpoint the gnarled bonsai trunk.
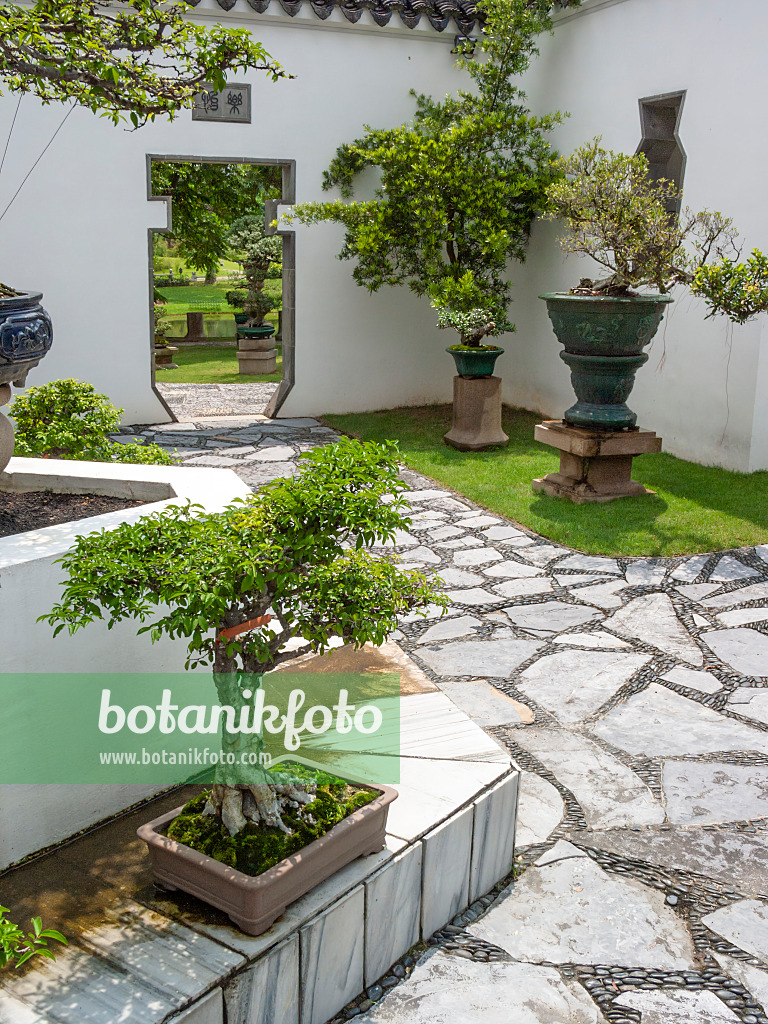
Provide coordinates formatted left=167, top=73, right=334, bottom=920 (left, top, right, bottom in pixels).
left=205, top=644, right=316, bottom=837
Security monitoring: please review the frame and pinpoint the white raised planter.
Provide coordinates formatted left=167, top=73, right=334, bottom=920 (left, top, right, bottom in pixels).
left=0, top=457, right=250, bottom=869
left=0, top=690, right=519, bottom=1024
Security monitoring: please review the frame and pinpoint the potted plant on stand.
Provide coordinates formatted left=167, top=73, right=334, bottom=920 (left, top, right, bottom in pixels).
left=534, top=138, right=740, bottom=502
left=436, top=300, right=509, bottom=450
left=290, top=0, right=566, bottom=448
left=227, top=214, right=282, bottom=375
left=153, top=303, right=178, bottom=369
left=43, top=439, right=445, bottom=935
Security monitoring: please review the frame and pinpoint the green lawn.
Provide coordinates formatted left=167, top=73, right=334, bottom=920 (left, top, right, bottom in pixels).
left=156, top=279, right=282, bottom=314
left=156, top=344, right=282, bottom=384
left=323, top=405, right=768, bottom=557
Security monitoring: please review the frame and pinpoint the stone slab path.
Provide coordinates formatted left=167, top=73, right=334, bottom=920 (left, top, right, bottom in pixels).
left=133, top=415, right=768, bottom=1024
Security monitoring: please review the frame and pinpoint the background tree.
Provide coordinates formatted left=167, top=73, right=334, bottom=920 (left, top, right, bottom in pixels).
left=43, top=439, right=445, bottom=837
left=292, top=0, right=575, bottom=331
left=151, top=162, right=282, bottom=281
left=0, top=0, right=287, bottom=128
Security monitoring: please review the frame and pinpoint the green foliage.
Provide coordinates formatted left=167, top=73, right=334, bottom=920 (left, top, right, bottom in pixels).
left=434, top=304, right=502, bottom=346
left=691, top=249, right=768, bottom=325
left=545, top=138, right=739, bottom=294
left=292, top=0, right=566, bottom=330
left=167, top=775, right=376, bottom=875
left=0, top=906, right=67, bottom=970
left=152, top=163, right=282, bottom=278
left=10, top=379, right=174, bottom=465
left=153, top=302, right=171, bottom=344
left=42, top=437, right=447, bottom=671
left=325, top=405, right=768, bottom=557
left=227, top=214, right=283, bottom=322
left=0, top=0, right=287, bottom=127
left=225, top=289, right=247, bottom=310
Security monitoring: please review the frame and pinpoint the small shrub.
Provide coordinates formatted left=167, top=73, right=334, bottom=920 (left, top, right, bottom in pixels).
left=10, top=380, right=175, bottom=465
left=0, top=906, right=66, bottom=969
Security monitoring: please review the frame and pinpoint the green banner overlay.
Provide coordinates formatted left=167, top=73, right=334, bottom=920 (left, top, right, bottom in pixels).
left=0, top=672, right=401, bottom=786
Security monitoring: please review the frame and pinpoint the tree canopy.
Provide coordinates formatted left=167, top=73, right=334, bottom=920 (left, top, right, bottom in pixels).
left=292, top=0, right=568, bottom=330
left=0, top=0, right=287, bottom=127
left=152, top=162, right=282, bottom=278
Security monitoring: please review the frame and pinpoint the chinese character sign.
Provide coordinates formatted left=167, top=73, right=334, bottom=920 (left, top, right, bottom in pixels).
left=192, top=84, right=252, bottom=123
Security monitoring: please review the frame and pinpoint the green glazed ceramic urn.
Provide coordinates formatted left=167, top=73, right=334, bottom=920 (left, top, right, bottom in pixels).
left=540, top=293, right=673, bottom=430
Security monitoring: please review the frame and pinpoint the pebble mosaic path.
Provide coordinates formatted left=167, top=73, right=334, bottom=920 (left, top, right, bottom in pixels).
left=156, top=381, right=278, bottom=419
left=126, top=414, right=768, bottom=1024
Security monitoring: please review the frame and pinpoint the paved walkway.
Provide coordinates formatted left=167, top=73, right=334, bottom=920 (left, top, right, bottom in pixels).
left=156, top=381, right=278, bottom=418
left=133, top=415, right=768, bottom=1024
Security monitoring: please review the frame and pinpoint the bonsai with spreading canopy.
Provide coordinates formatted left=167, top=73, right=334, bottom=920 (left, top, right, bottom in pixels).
left=42, top=438, right=445, bottom=837
left=545, top=138, right=739, bottom=296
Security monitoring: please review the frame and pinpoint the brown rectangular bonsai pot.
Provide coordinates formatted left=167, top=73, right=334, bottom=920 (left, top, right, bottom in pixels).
left=137, top=784, right=398, bottom=935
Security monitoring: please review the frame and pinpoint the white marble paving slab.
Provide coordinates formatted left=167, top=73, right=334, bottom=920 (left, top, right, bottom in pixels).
left=0, top=993, right=55, bottom=1024
left=421, top=809, right=473, bottom=937
left=676, top=583, right=722, bottom=601
left=717, top=607, right=768, bottom=627
left=470, top=773, right=519, bottom=902
left=225, top=937, right=298, bottom=1024
left=300, top=888, right=364, bottom=1024
left=701, top=581, right=768, bottom=610
left=482, top=560, right=543, bottom=578
left=386, top=757, right=510, bottom=842
left=0, top=945, right=176, bottom=1024
left=571, top=579, right=633, bottom=610
left=76, top=903, right=243, bottom=1003
left=493, top=578, right=553, bottom=599
left=365, top=843, right=423, bottom=985
left=174, top=990, right=224, bottom=1024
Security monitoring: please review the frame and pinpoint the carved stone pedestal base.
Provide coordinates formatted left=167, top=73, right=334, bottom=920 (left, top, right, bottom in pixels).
left=444, top=376, right=509, bottom=452
left=532, top=420, right=661, bottom=504
left=238, top=348, right=277, bottom=375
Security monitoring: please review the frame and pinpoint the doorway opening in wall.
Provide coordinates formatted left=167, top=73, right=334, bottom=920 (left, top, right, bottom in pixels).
left=148, top=156, right=295, bottom=420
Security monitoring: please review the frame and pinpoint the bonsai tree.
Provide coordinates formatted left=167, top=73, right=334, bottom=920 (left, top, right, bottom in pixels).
left=11, top=379, right=174, bottom=465
left=545, top=138, right=739, bottom=296
left=291, top=0, right=571, bottom=340
left=43, top=438, right=445, bottom=836
left=226, top=214, right=282, bottom=326
left=153, top=303, right=171, bottom=348
left=1, top=907, right=66, bottom=969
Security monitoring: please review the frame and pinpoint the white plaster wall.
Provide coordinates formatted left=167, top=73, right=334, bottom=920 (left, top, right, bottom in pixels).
left=0, top=461, right=249, bottom=869
left=0, top=2, right=465, bottom=425
left=503, top=0, right=768, bottom=470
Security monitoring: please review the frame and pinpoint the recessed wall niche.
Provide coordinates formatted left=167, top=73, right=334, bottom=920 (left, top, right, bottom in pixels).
left=637, top=91, right=686, bottom=215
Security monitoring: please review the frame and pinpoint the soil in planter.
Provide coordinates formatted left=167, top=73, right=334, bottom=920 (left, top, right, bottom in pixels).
left=0, top=490, right=146, bottom=538
left=166, top=766, right=377, bottom=877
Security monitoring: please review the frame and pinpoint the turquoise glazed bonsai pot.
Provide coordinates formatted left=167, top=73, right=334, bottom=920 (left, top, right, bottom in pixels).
left=447, top=345, right=504, bottom=378
left=540, top=293, right=673, bottom=430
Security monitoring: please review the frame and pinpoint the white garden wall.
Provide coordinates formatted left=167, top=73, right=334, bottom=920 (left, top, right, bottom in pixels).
left=0, top=0, right=765, bottom=469
left=0, top=460, right=249, bottom=869
left=502, top=0, right=768, bottom=471
left=0, top=1, right=465, bottom=426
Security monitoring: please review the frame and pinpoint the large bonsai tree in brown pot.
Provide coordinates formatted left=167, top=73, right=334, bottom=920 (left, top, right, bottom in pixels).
left=43, top=438, right=444, bottom=929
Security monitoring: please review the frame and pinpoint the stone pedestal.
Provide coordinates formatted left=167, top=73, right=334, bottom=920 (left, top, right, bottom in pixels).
left=237, top=348, right=277, bottom=375
left=0, top=384, right=14, bottom=473
left=444, top=376, right=509, bottom=452
left=532, top=420, right=661, bottom=504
